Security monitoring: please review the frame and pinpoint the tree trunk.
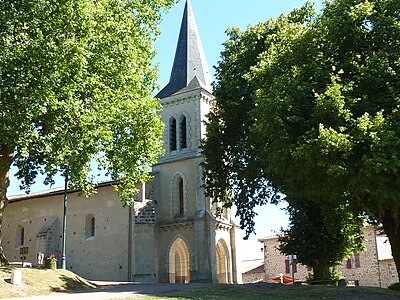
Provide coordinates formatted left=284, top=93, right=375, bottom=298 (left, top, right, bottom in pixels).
left=312, top=262, right=331, bottom=281
left=0, top=146, right=13, bottom=265
left=382, top=208, right=400, bottom=283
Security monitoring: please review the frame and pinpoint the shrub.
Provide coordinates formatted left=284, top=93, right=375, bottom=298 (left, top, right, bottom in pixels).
left=306, top=269, right=343, bottom=285
left=388, top=282, right=400, bottom=291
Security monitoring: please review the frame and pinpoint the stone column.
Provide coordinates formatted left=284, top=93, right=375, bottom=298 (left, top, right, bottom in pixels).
left=230, top=224, right=243, bottom=284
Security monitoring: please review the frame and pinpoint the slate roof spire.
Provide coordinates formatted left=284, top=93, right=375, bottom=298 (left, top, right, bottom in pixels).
left=156, top=0, right=212, bottom=98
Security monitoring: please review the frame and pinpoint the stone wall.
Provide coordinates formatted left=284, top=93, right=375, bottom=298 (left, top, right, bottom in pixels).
left=4, top=194, right=64, bottom=266
left=133, top=200, right=156, bottom=282
left=4, top=184, right=148, bottom=281
left=335, top=226, right=380, bottom=287
left=379, top=259, right=399, bottom=288
left=134, top=223, right=156, bottom=282
left=242, top=272, right=264, bottom=283
left=262, top=236, right=311, bottom=281
left=260, top=226, right=398, bottom=287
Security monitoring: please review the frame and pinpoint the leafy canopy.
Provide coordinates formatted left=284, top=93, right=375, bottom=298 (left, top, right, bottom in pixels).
left=202, top=3, right=316, bottom=235
left=203, top=0, right=400, bottom=281
left=0, top=0, right=176, bottom=203
left=251, top=0, right=400, bottom=217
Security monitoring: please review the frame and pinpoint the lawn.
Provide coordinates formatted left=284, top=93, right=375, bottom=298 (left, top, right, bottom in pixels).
left=1, top=267, right=399, bottom=300
left=125, top=283, right=400, bottom=300
left=0, top=266, right=97, bottom=298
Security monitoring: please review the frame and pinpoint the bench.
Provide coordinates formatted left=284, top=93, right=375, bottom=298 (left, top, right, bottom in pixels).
left=8, top=261, right=32, bottom=268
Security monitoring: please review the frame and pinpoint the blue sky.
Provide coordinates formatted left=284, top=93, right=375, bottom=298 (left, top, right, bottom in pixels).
left=155, top=0, right=323, bottom=88
left=8, top=0, right=324, bottom=260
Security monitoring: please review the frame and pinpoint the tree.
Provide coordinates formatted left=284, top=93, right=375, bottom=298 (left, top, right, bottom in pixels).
left=250, top=0, right=400, bottom=281
left=0, top=0, right=175, bottom=264
left=203, top=0, right=400, bottom=281
left=201, top=3, right=365, bottom=278
left=203, top=5, right=316, bottom=235
left=278, top=198, right=364, bottom=281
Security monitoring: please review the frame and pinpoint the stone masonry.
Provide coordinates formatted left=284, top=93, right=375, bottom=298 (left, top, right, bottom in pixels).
left=259, top=226, right=399, bottom=287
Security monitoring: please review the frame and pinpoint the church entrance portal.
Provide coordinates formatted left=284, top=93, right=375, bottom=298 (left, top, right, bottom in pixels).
left=216, top=239, right=231, bottom=283
left=169, top=238, right=190, bottom=283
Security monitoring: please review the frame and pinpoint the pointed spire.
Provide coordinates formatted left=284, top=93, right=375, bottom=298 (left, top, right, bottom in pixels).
left=156, top=0, right=212, bottom=98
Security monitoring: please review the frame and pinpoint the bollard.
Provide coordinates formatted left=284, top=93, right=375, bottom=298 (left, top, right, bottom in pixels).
left=11, top=269, right=22, bottom=286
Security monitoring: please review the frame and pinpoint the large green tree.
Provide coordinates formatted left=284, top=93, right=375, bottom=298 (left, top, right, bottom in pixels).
left=0, top=0, right=175, bottom=264
left=202, top=7, right=314, bottom=234
left=203, top=0, right=400, bottom=281
left=202, top=3, right=363, bottom=279
left=203, top=4, right=325, bottom=235
left=250, top=0, right=400, bottom=281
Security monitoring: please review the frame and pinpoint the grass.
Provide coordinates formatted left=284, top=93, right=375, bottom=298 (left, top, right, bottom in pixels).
left=120, top=283, right=400, bottom=300
left=1, top=268, right=399, bottom=300
left=0, top=266, right=97, bottom=298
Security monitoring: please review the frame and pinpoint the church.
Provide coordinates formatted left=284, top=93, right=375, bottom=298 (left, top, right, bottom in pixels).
left=3, top=0, right=242, bottom=283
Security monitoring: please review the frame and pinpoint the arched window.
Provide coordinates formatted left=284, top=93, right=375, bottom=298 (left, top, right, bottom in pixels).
left=170, top=173, right=187, bottom=218
left=178, top=177, right=184, bottom=215
left=179, top=115, right=187, bottom=149
left=16, top=225, right=24, bottom=247
left=169, top=117, right=177, bottom=152
left=85, top=214, right=95, bottom=239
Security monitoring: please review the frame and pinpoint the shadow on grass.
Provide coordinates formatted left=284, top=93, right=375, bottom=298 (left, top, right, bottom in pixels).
left=51, top=274, right=98, bottom=293
left=1, top=267, right=13, bottom=286
left=0, top=267, right=12, bottom=275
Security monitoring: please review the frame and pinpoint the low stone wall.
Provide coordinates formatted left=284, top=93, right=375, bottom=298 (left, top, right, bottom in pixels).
left=242, top=272, right=264, bottom=283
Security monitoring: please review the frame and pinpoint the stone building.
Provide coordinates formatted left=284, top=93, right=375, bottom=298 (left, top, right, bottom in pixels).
left=259, top=226, right=398, bottom=287
left=4, top=0, right=242, bottom=283
left=6, top=182, right=153, bottom=281
left=241, top=259, right=264, bottom=283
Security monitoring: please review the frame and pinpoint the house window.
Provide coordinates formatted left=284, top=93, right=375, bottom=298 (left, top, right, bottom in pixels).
left=179, top=115, right=187, bottom=149
left=85, top=214, right=95, bottom=239
left=285, top=259, right=290, bottom=273
left=354, top=253, right=361, bottom=268
left=346, top=253, right=361, bottom=269
left=346, top=258, right=352, bottom=269
left=169, top=117, right=177, bottom=152
left=285, top=259, right=297, bottom=273
left=16, top=225, right=24, bottom=247
left=178, top=177, right=184, bottom=215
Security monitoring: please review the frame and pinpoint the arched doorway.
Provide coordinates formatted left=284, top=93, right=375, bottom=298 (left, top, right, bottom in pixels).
left=216, top=239, right=231, bottom=283
left=169, top=238, right=190, bottom=283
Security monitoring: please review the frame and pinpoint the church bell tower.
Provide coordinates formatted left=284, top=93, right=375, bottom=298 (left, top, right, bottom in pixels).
left=152, top=0, right=241, bottom=283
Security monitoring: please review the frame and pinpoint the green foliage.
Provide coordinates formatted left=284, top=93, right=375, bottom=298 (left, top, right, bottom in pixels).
left=203, top=0, right=400, bottom=282
left=250, top=0, right=400, bottom=280
left=250, top=0, right=400, bottom=216
left=388, top=282, right=400, bottom=291
left=0, top=0, right=176, bottom=204
left=306, top=269, right=343, bottom=285
left=202, top=3, right=316, bottom=235
left=279, top=198, right=364, bottom=280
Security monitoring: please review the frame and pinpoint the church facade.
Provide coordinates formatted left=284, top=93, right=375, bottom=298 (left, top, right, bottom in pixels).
left=3, top=0, right=242, bottom=283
